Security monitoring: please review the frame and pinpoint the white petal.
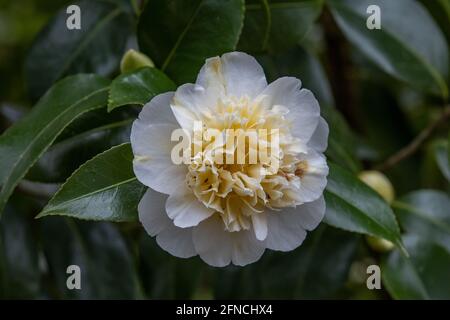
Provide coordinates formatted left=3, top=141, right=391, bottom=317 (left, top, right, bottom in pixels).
left=265, top=211, right=306, bottom=252
left=251, top=212, right=268, bottom=241
left=138, top=188, right=171, bottom=237
left=138, top=92, right=178, bottom=126
left=197, top=52, right=267, bottom=99
left=265, top=197, right=325, bottom=252
left=297, top=149, right=329, bottom=203
left=259, top=77, right=320, bottom=142
left=166, top=186, right=215, bottom=228
left=131, top=123, right=187, bottom=194
left=308, top=117, right=329, bottom=153
left=171, top=83, right=214, bottom=132
left=138, top=189, right=197, bottom=258
left=193, top=216, right=266, bottom=267
left=156, top=224, right=197, bottom=258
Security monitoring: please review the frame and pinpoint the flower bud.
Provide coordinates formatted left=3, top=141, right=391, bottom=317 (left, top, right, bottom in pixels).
left=365, top=235, right=395, bottom=252
left=120, top=49, right=154, bottom=73
left=358, top=170, right=395, bottom=204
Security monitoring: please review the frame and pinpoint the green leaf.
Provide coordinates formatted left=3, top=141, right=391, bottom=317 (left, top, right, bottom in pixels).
left=434, top=140, right=450, bottom=182
left=40, top=218, right=142, bottom=299
left=108, top=67, right=176, bottom=111
left=25, top=0, right=134, bottom=99
left=238, top=0, right=324, bottom=53
left=37, top=143, right=144, bottom=222
left=139, top=236, right=203, bottom=299
left=213, top=225, right=359, bottom=299
left=0, top=74, right=110, bottom=217
left=0, top=199, right=40, bottom=298
left=324, top=163, right=404, bottom=251
left=137, top=0, right=245, bottom=84
left=27, top=118, right=132, bottom=183
left=382, top=234, right=450, bottom=300
left=393, top=190, right=450, bottom=252
left=328, top=0, right=448, bottom=98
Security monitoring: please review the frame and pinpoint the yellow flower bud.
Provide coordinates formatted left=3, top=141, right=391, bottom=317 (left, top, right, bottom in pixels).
left=120, top=49, right=154, bottom=73
left=365, top=235, right=395, bottom=252
left=358, top=170, right=395, bottom=203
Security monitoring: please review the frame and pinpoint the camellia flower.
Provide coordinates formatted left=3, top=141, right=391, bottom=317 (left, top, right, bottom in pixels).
left=131, top=52, right=329, bottom=267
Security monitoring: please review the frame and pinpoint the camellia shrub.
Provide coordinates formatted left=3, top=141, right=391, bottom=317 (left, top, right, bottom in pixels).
left=0, top=0, right=449, bottom=299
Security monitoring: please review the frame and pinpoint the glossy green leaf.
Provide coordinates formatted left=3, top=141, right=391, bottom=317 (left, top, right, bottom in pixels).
left=37, top=143, right=144, bottom=222
left=108, top=67, right=176, bottom=111
left=213, top=225, right=359, bottom=299
left=324, top=163, right=404, bottom=251
left=139, top=236, right=203, bottom=299
left=382, top=234, right=450, bottom=300
left=328, top=0, right=448, bottom=97
left=27, top=118, right=132, bottom=183
left=40, top=218, right=141, bottom=299
left=25, top=0, right=134, bottom=99
left=137, top=0, right=245, bottom=84
left=0, top=74, right=110, bottom=216
left=393, top=190, right=450, bottom=252
left=238, top=0, right=324, bottom=53
left=0, top=200, right=40, bottom=298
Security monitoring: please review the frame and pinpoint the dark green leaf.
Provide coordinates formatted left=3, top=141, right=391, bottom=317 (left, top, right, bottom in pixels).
left=324, top=163, right=404, bottom=251
left=239, top=0, right=323, bottom=53
left=0, top=200, right=40, bottom=298
left=328, top=0, right=448, bottom=97
left=25, top=0, right=134, bottom=99
left=27, top=118, right=132, bottom=183
left=108, top=67, right=176, bottom=111
left=37, top=143, right=144, bottom=222
left=0, top=74, right=110, bottom=216
left=213, top=225, right=359, bottom=299
left=382, top=234, right=450, bottom=299
left=393, top=190, right=450, bottom=251
left=40, top=218, right=141, bottom=299
left=137, top=0, right=245, bottom=84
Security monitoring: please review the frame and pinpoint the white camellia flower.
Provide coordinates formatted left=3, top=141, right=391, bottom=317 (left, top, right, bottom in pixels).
left=131, top=52, right=329, bottom=267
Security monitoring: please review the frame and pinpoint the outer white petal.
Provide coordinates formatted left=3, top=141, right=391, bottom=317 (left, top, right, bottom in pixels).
left=259, top=77, right=320, bottom=143
left=138, top=188, right=171, bottom=237
left=170, top=83, right=215, bottom=132
left=265, top=197, right=325, bottom=252
left=138, top=189, right=196, bottom=258
left=297, top=149, right=329, bottom=203
left=166, top=185, right=215, bottom=228
left=193, top=216, right=266, bottom=267
left=138, top=92, right=178, bottom=126
left=308, top=117, right=329, bottom=153
left=131, top=123, right=187, bottom=194
left=156, top=225, right=196, bottom=259
left=196, top=52, right=267, bottom=99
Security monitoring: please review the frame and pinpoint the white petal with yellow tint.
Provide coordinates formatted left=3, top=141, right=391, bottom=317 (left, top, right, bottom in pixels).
left=197, top=52, right=267, bottom=99
left=251, top=212, right=268, bottom=241
left=131, top=123, right=187, bottom=194
left=296, top=149, right=329, bottom=203
left=166, top=185, right=215, bottom=228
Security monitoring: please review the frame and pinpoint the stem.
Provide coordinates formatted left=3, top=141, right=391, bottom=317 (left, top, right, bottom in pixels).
left=375, top=105, right=450, bottom=171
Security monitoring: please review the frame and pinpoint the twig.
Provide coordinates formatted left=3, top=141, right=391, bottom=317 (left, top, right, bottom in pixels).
left=375, top=105, right=450, bottom=171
